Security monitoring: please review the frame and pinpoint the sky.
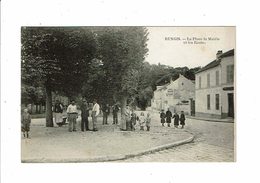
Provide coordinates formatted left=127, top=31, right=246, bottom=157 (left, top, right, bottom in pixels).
left=145, top=27, right=235, bottom=68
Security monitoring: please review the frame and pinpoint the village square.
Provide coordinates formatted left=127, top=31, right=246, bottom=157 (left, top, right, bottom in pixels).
left=21, top=27, right=235, bottom=162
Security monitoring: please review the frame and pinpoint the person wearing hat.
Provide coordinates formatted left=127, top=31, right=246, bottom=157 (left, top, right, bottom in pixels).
left=112, top=103, right=120, bottom=124
left=160, top=109, right=166, bottom=126
left=67, top=100, right=78, bottom=132
left=102, top=103, right=110, bottom=125
left=81, top=99, right=90, bottom=131
left=91, top=99, right=100, bottom=131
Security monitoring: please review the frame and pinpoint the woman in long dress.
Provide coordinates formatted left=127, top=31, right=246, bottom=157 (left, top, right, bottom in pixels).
left=121, top=105, right=131, bottom=131
left=53, top=100, right=63, bottom=127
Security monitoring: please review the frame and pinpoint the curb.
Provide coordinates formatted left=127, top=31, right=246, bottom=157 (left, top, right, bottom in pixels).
left=22, top=134, right=195, bottom=163
left=186, top=116, right=234, bottom=123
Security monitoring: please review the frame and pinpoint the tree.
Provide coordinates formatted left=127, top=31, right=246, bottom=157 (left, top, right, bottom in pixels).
left=21, top=27, right=97, bottom=126
left=96, top=27, right=149, bottom=119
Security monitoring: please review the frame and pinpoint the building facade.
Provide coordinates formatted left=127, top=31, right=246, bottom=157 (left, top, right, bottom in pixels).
left=195, top=49, right=235, bottom=119
left=151, top=74, right=195, bottom=115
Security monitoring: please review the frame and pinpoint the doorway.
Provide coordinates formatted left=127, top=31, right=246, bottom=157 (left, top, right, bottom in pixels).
left=228, top=93, right=234, bottom=117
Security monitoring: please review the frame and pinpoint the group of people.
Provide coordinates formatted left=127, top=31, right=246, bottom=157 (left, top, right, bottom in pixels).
left=160, top=109, right=186, bottom=129
left=66, top=99, right=105, bottom=132
left=65, top=99, right=120, bottom=132
left=124, top=105, right=152, bottom=131
left=21, top=99, right=187, bottom=138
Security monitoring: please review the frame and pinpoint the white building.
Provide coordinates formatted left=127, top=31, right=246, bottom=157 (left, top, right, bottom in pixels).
left=151, top=74, right=195, bottom=115
left=195, top=49, right=235, bottom=119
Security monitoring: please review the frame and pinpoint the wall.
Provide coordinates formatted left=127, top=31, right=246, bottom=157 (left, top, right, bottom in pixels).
left=195, top=65, right=222, bottom=117
left=151, top=75, right=195, bottom=114
left=220, top=56, right=234, bottom=114
left=195, top=55, right=234, bottom=118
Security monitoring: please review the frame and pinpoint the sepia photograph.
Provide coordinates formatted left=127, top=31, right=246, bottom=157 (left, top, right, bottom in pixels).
left=21, top=26, right=235, bottom=163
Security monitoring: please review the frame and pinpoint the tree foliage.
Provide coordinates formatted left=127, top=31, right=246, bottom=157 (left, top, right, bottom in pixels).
left=21, top=27, right=97, bottom=126
left=95, top=27, right=149, bottom=105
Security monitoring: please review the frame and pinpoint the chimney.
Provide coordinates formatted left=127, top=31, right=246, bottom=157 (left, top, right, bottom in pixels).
left=216, top=50, right=223, bottom=60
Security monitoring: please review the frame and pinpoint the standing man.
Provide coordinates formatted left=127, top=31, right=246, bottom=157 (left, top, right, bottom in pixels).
left=67, top=100, right=78, bottom=132
left=92, top=99, right=100, bottom=131
left=81, top=99, right=90, bottom=131
left=112, top=104, right=120, bottom=124
left=102, top=103, right=110, bottom=125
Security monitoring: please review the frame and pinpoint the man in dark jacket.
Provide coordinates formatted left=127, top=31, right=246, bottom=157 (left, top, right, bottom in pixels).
left=81, top=99, right=90, bottom=131
left=112, top=104, right=120, bottom=124
left=165, top=108, right=172, bottom=127
left=102, top=104, right=110, bottom=125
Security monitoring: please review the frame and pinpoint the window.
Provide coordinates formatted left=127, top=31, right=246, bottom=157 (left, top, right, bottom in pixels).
left=216, top=70, right=220, bottom=86
left=199, top=76, right=202, bottom=89
left=207, top=94, right=210, bottom=110
left=227, top=65, right=234, bottom=83
left=207, top=73, right=210, bottom=87
left=215, top=94, right=220, bottom=110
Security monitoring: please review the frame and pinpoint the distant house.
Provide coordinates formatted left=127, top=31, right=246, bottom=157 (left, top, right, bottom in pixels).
left=195, top=49, right=235, bottom=119
left=151, top=74, right=195, bottom=115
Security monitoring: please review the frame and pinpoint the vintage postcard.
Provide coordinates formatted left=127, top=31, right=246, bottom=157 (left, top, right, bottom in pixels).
left=21, top=26, right=235, bottom=163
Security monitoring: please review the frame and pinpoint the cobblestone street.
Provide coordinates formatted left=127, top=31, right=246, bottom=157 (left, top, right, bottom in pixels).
left=119, top=117, right=235, bottom=162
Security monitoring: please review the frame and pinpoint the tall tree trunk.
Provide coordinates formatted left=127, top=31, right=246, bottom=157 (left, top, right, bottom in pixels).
left=45, top=84, right=53, bottom=127
left=39, top=103, right=42, bottom=114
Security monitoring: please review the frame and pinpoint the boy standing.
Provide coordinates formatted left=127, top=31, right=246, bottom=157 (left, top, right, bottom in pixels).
left=21, top=108, right=31, bottom=138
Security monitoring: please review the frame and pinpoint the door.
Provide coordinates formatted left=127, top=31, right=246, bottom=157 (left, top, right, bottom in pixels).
left=228, top=93, right=234, bottom=117
left=190, top=99, right=195, bottom=116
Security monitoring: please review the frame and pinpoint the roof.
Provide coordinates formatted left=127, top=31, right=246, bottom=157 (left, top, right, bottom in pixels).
left=196, top=49, right=234, bottom=74
left=156, top=83, right=170, bottom=91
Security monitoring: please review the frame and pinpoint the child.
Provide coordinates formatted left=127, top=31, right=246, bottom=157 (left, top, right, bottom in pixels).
left=165, top=108, right=172, bottom=127
left=139, top=112, right=145, bottom=131
left=130, top=112, right=137, bottom=131
left=146, top=113, right=151, bottom=131
left=21, top=108, right=31, bottom=138
left=180, top=111, right=186, bottom=129
left=160, top=109, right=166, bottom=126
left=172, top=112, right=179, bottom=128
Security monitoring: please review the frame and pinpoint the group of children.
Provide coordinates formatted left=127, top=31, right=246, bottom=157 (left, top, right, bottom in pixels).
left=160, top=109, right=186, bottom=129
left=130, top=112, right=151, bottom=131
